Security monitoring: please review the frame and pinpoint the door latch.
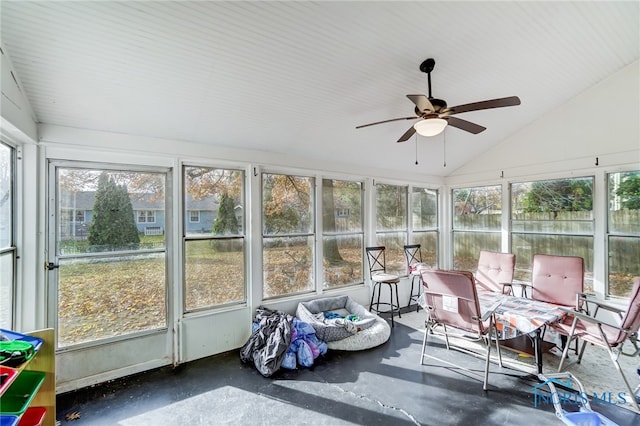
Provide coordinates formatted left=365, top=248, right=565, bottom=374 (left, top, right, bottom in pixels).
left=44, top=261, right=59, bottom=271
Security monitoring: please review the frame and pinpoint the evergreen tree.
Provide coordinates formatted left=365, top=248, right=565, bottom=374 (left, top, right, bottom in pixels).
left=211, top=193, right=239, bottom=252
left=88, top=173, right=140, bottom=250
left=212, top=193, right=239, bottom=235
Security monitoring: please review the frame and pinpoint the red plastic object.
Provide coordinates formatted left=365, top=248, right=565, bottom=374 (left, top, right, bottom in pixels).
left=0, top=366, right=19, bottom=396
left=17, top=407, right=46, bottom=426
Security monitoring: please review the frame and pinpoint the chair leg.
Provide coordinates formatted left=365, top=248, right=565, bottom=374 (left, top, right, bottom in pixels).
left=442, top=324, right=450, bottom=350
left=369, top=282, right=379, bottom=312
left=408, top=276, right=421, bottom=311
left=577, top=339, right=588, bottom=363
left=407, top=276, right=415, bottom=309
left=557, top=336, right=574, bottom=372
left=388, top=283, right=395, bottom=327
left=606, top=346, right=640, bottom=412
left=420, top=325, right=429, bottom=365
left=394, top=282, right=401, bottom=319
left=493, top=322, right=503, bottom=368
left=484, top=334, right=492, bottom=391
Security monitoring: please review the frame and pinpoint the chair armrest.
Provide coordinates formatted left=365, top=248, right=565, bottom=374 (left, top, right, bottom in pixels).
left=560, top=307, right=632, bottom=335
left=510, top=280, right=532, bottom=298
left=576, top=293, right=625, bottom=318
left=479, top=300, right=503, bottom=322
left=500, top=283, right=514, bottom=296
left=585, top=299, right=625, bottom=315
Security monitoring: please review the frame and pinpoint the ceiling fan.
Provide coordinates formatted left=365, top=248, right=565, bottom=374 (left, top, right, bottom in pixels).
left=356, top=58, right=521, bottom=142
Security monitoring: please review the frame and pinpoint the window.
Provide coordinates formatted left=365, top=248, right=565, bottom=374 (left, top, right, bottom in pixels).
left=61, top=209, right=85, bottom=223
left=322, top=179, right=363, bottom=289
left=183, top=166, right=245, bottom=311
left=262, top=173, right=314, bottom=298
left=607, top=170, right=640, bottom=298
left=511, top=177, right=594, bottom=289
left=0, top=142, right=15, bottom=328
left=452, top=185, right=502, bottom=271
left=375, top=183, right=407, bottom=275
left=411, top=187, right=438, bottom=267
left=55, top=167, right=168, bottom=346
left=137, top=210, right=156, bottom=223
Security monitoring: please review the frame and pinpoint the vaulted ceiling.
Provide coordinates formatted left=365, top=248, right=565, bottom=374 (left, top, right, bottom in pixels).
left=1, top=1, right=638, bottom=176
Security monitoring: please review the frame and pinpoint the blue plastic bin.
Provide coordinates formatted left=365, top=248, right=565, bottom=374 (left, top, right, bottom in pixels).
left=0, top=330, right=43, bottom=352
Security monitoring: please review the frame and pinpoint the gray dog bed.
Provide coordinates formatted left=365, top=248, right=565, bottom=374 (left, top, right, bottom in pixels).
left=296, top=295, right=382, bottom=344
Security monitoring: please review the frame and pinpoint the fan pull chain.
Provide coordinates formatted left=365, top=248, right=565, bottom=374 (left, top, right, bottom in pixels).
left=443, top=130, right=447, bottom=167
left=415, top=133, right=419, bottom=165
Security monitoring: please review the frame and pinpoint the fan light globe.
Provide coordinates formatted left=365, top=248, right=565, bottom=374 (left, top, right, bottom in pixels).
left=414, top=118, right=447, bottom=137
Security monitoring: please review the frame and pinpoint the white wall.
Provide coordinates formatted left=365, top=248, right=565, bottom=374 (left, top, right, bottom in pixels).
left=448, top=60, right=640, bottom=184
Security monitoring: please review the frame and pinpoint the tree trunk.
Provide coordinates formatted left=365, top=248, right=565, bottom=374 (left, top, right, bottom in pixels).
left=322, top=180, right=344, bottom=264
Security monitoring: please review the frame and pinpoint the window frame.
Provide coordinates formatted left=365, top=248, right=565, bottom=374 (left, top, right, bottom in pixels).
left=410, top=186, right=439, bottom=269
left=509, top=175, right=595, bottom=287
left=137, top=210, right=156, bottom=224
left=606, top=169, right=640, bottom=299
left=182, top=165, right=247, bottom=312
left=451, top=184, right=503, bottom=272
left=188, top=210, right=200, bottom=223
left=0, top=141, right=16, bottom=329
left=261, top=171, right=316, bottom=300
left=374, top=182, right=409, bottom=276
left=321, top=177, right=365, bottom=290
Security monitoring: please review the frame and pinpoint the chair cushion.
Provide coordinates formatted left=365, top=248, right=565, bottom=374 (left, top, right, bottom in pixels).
left=371, top=272, right=400, bottom=283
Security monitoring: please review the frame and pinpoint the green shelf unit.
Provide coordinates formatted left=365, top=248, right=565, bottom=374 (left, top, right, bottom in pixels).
left=0, top=371, right=46, bottom=416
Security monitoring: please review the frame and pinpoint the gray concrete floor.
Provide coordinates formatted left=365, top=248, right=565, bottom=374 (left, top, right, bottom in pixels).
left=56, top=311, right=640, bottom=425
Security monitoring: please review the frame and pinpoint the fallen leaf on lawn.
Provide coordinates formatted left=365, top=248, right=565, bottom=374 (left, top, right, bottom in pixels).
left=65, top=411, right=81, bottom=421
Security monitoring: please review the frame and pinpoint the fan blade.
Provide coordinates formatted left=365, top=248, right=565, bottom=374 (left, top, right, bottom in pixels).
left=446, top=116, right=486, bottom=134
left=448, top=96, right=521, bottom=115
left=356, top=116, right=416, bottom=129
left=407, top=94, right=434, bottom=113
left=397, top=125, right=417, bottom=142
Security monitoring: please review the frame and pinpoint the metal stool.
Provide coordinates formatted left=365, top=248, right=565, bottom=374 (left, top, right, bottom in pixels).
left=404, top=244, right=424, bottom=311
left=366, top=246, right=401, bottom=326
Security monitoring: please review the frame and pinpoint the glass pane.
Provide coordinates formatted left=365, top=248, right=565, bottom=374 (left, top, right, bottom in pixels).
left=411, top=231, right=438, bottom=268
left=609, top=171, right=640, bottom=235
left=263, top=236, right=314, bottom=298
left=58, top=169, right=166, bottom=254
left=375, top=232, right=406, bottom=276
left=323, top=235, right=363, bottom=289
left=511, top=233, right=593, bottom=291
left=183, top=166, right=246, bottom=309
left=184, top=167, right=244, bottom=237
left=0, top=143, right=14, bottom=329
left=262, top=174, right=314, bottom=235
left=0, top=143, right=11, bottom=248
left=322, top=179, right=362, bottom=233
left=512, top=177, right=593, bottom=233
left=453, top=185, right=501, bottom=231
left=322, top=179, right=363, bottom=289
left=452, top=231, right=501, bottom=271
left=185, top=239, right=245, bottom=310
left=58, top=253, right=167, bottom=347
left=376, top=184, right=407, bottom=231
left=412, top=187, right=437, bottom=230
left=608, top=236, right=640, bottom=298
left=0, top=252, right=14, bottom=329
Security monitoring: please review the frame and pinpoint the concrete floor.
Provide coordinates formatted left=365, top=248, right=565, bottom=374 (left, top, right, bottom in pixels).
left=56, top=314, right=640, bottom=425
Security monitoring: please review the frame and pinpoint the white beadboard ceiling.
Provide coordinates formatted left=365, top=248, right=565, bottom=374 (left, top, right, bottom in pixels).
left=1, top=1, right=638, bottom=176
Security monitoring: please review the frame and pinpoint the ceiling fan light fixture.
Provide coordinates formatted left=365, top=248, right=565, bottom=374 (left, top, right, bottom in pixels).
left=414, top=118, right=448, bottom=137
